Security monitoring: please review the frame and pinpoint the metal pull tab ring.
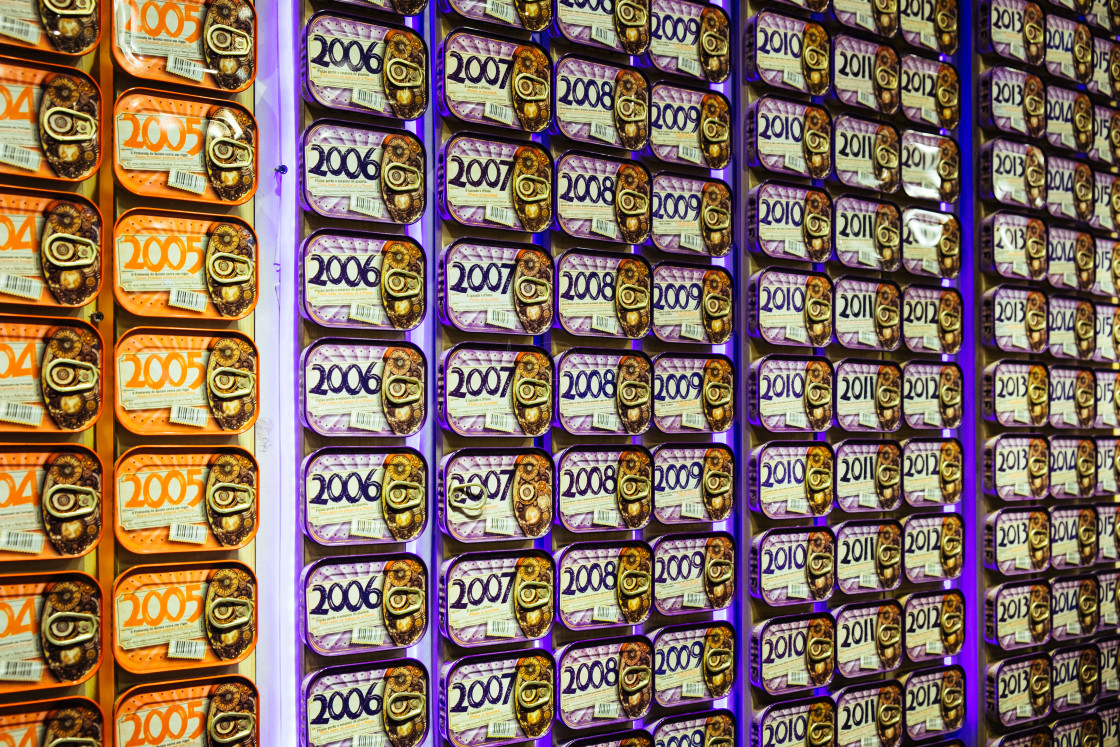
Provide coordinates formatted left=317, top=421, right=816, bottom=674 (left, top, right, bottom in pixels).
left=384, top=479, right=422, bottom=511
left=617, top=0, right=648, bottom=24
left=700, top=31, right=727, bottom=56
left=207, top=252, right=253, bottom=285
left=448, top=482, right=484, bottom=517
left=516, top=276, right=548, bottom=304
left=514, top=377, right=549, bottom=407
left=208, top=712, right=255, bottom=745
left=706, top=557, right=733, bottom=584
left=208, top=367, right=254, bottom=400
left=616, top=96, right=647, bottom=122
left=515, top=173, right=550, bottom=203
left=704, top=204, right=730, bottom=231
left=207, top=137, right=253, bottom=170
left=617, top=283, right=648, bottom=311
left=383, top=267, right=422, bottom=301
left=618, top=473, right=650, bottom=502
left=44, top=358, right=98, bottom=395
left=619, top=569, right=651, bottom=596
left=514, top=73, right=548, bottom=102
left=43, top=483, right=97, bottom=520
left=207, top=482, right=254, bottom=515
left=384, top=163, right=421, bottom=193
left=386, top=58, right=422, bottom=88
left=517, top=681, right=550, bottom=709
left=619, top=380, right=650, bottom=408
left=617, top=189, right=648, bottom=216
left=386, top=691, right=424, bottom=722
left=43, top=610, right=98, bottom=647
left=705, top=647, right=733, bottom=673
left=206, top=596, right=252, bottom=630
left=515, top=579, right=550, bottom=611
left=619, top=664, right=651, bottom=693
left=43, top=234, right=96, bottom=268
left=42, top=107, right=97, bottom=142
left=384, top=374, right=421, bottom=406
left=703, top=118, right=729, bottom=143
left=704, top=381, right=732, bottom=407
left=206, top=24, right=252, bottom=56
left=385, top=586, right=423, bottom=617
left=877, top=462, right=900, bottom=489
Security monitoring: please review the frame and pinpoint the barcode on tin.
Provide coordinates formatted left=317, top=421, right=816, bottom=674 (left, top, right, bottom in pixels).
left=169, top=523, right=207, bottom=544
left=681, top=323, right=704, bottom=341
left=484, top=102, right=514, bottom=126
left=859, top=655, right=880, bottom=670
left=168, top=289, right=209, bottom=313
left=920, top=32, right=937, bottom=49
left=167, top=55, right=205, bottom=82
left=783, top=239, right=807, bottom=258
left=350, top=519, right=384, bottom=539
left=857, top=330, right=878, bottom=347
left=857, top=248, right=878, bottom=267
left=0, top=401, right=40, bottom=427
left=787, top=583, right=809, bottom=599
left=681, top=501, right=704, bottom=519
left=486, top=309, right=516, bottom=330
left=681, top=412, right=707, bottom=430
left=0, top=531, right=42, bottom=554
left=592, top=217, right=617, bottom=239
left=1014, top=629, right=1032, bottom=642
left=167, top=639, right=206, bottom=659
left=355, top=735, right=386, bottom=747
left=0, top=143, right=39, bottom=172
left=858, top=493, right=878, bottom=508
left=859, top=572, right=879, bottom=588
left=350, top=411, right=386, bottom=432
left=857, top=91, right=878, bottom=109
left=591, top=24, right=618, bottom=46
left=485, top=205, right=515, bottom=227
left=593, top=411, right=621, bottom=431
left=590, top=122, right=615, bottom=143
left=923, top=335, right=940, bottom=351
left=592, top=315, right=619, bottom=334
left=484, top=0, right=517, bottom=24
left=485, top=516, right=516, bottom=536
left=593, top=604, right=618, bottom=623
left=594, top=701, right=620, bottom=719
left=0, top=15, right=37, bottom=44
left=486, top=619, right=516, bottom=638
left=680, top=232, right=704, bottom=252
left=923, top=562, right=943, bottom=577
left=678, top=145, right=703, bottom=164
left=352, top=88, right=386, bottom=111
left=785, top=324, right=807, bottom=342
left=169, top=169, right=207, bottom=194
left=677, top=55, right=702, bottom=77
left=349, top=302, right=385, bottom=325
left=925, top=717, right=943, bottom=732
left=784, top=154, right=806, bottom=173
left=858, top=412, right=879, bottom=428
left=485, top=412, right=516, bottom=433
left=925, top=640, right=943, bottom=654
left=856, top=11, right=874, bottom=28
left=683, top=592, right=707, bottom=608
left=786, top=411, right=807, bottom=428
left=783, top=69, right=805, bottom=88
left=0, top=273, right=40, bottom=300
left=351, top=195, right=384, bottom=219
left=170, top=405, right=209, bottom=428
left=0, top=660, right=41, bottom=682
left=860, top=739, right=878, bottom=747
left=682, top=682, right=707, bottom=697
left=352, top=626, right=384, bottom=646
left=786, top=497, right=808, bottom=514
left=593, top=508, right=618, bottom=527
left=1067, top=621, right=1082, bottom=634
left=1016, top=704, right=1033, bottom=718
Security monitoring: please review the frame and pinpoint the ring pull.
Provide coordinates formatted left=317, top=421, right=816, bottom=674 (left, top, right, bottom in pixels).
left=616, top=96, right=647, bottom=122
left=1029, top=455, right=1048, bottom=478
left=1076, top=178, right=1093, bottom=202
left=41, top=0, right=93, bottom=13
left=1029, top=526, right=1049, bottom=551
left=514, top=377, right=550, bottom=407
left=42, top=108, right=97, bottom=143
left=386, top=58, right=423, bottom=88
left=876, top=221, right=899, bottom=249
left=704, top=204, right=730, bottom=231
left=207, top=252, right=253, bottom=285
left=1028, top=381, right=1047, bottom=406
left=384, top=479, right=422, bottom=511
left=804, top=212, right=828, bottom=238
left=705, top=293, right=731, bottom=318
left=44, top=358, right=98, bottom=395
left=704, top=468, right=731, bottom=496
left=1077, top=317, right=1095, bottom=340
left=619, top=380, right=651, bottom=408
left=807, top=723, right=833, bottom=747
left=515, top=174, right=550, bottom=203
left=940, top=458, right=961, bottom=483
left=448, top=482, right=485, bottom=517
left=43, top=234, right=96, bottom=269
left=878, top=704, right=901, bottom=727
left=705, top=647, right=733, bottom=673
left=939, top=234, right=960, bottom=257
left=804, top=129, right=829, bottom=155
left=617, top=189, right=649, bottom=216
left=942, top=687, right=964, bottom=709
left=703, top=118, right=729, bottom=143
left=619, top=664, right=651, bottom=693
left=706, top=558, right=733, bottom=584
left=515, top=579, right=550, bottom=611
left=1026, top=234, right=1045, bottom=259
left=1082, top=663, right=1100, bottom=685
left=807, top=638, right=833, bottom=662
left=700, top=31, right=728, bottom=56
left=875, top=143, right=899, bottom=170
left=878, top=623, right=901, bottom=647
left=877, top=462, right=900, bottom=489
left=876, top=66, right=898, bottom=90
left=515, top=276, right=549, bottom=305
left=873, top=0, right=895, bottom=11
left=43, top=483, right=97, bottom=520
left=805, top=296, right=831, bottom=323
left=385, top=691, right=424, bottom=722
left=806, top=466, right=831, bottom=493
left=937, top=85, right=959, bottom=108
left=806, top=382, right=831, bottom=408
left=207, top=137, right=254, bottom=170
left=206, top=596, right=253, bottom=630
left=384, top=268, right=422, bottom=301
left=206, top=24, right=252, bottom=56
left=619, top=569, right=651, bottom=597
left=208, top=367, right=255, bottom=400
left=617, top=0, right=648, bottom=24
left=939, top=308, right=961, bottom=332
left=802, top=44, right=826, bottom=72
left=1027, top=309, right=1047, bottom=334
left=1076, top=108, right=1093, bottom=133
left=877, top=385, right=900, bottom=409
left=1024, top=93, right=1043, bottom=116
left=942, top=533, right=962, bottom=558
left=516, top=481, right=537, bottom=503
left=877, top=542, right=901, bottom=567
left=940, top=384, right=962, bottom=408
left=385, top=586, right=423, bottom=617
left=207, top=712, right=255, bottom=745
left=705, top=381, right=732, bottom=407
left=1076, top=386, right=1095, bottom=409
left=808, top=552, right=833, bottom=576
left=384, top=374, right=422, bottom=406
left=617, top=283, right=649, bottom=311
left=618, top=474, right=650, bottom=502
left=938, top=158, right=960, bottom=181
left=1080, top=593, right=1099, bottom=617
left=941, top=612, right=963, bottom=634
left=1080, top=524, right=1098, bottom=545
left=514, top=73, right=548, bottom=102
left=43, top=611, right=98, bottom=647
left=1024, top=21, right=1043, bottom=44
left=876, top=301, right=900, bottom=327
left=1030, top=599, right=1050, bottom=622
left=206, top=482, right=254, bottom=515
left=1025, top=163, right=1044, bottom=188
left=384, top=163, right=422, bottom=196
left=938, top=10, right=958, bottom=33
left=1075, top=40, right=1091, bottom=64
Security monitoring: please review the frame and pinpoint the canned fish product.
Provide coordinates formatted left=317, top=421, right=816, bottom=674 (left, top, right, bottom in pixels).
left=750, top=526, right=836, bottom=606
left=115, top=209, right=256, bottom=320
left=437, top=31, right=549, bottom=132
left=901, top=130, right=959, bottom=202
left=1048, top=299, right=1096, bottom=360
left=651, top=262, right=732, bottom=345
left=901, top=55, right=959, bottom=130
left=116, top=677, right=258, bottom=747
left=1095, top=235, right=1120, bottom=296
left=652, top=444, right=734, bottom=524
left=1097, top=443, right=1120, bottom=496
left=439, top=0, right=549, bottom=27
left=650, top=174, right=733, bottom=257
left=986, top=507, right=1049, bottom=574
left=1047, top=156, right=1094, bottom=222
left=902, top=0, right=957, bottom=52
left=0, top=698, right=102, bottom=747
left=836, top=520, right=903, bottom=594
left=554, top=0, right=650, bottom=54
left=746, top=96, right=832, bottom=180
left=0, top=58, right=100, bottom=182
left=751, top=613, right=833, bottom=695
left=649, top=84, right=731, bottom=169
left=439, top=134, right=551, bottom=233
left=115, top=446, right=256, bottom=554
left=834, top=600, right=902, bottom=677
left=302, top=447, right=425, bottom=546
left=834, top=277, right=901, bottom=352
left=906, top=589, right=965, bottom=660
left=834, top=116, right=900, bottom=192
left=979, top=0, right=1044, bottom=65
left=748, top=269, right=833, bottom=348
left=112, top=561, right=254, bottom=673
left=902, top=438, right=962, bottom=507
left=901, top=209, right=962, bottom=278
left=1047, top=87, right=1093, bottom=154
left=986, top=581, right=1051, bottom=650
left=1051, top=575, right=1099, bottom=640
left=438, top=344, right=550, bottom=437
left=754, top=697, right=835, bottom=747
left=441, top=448, right=552, bottom=540
left=748, top=442, right=835, bottom=519
left=0, top=445, right=101, bottom=561
left=652, top=533, right=734, bottom=615
left=835, top=440, right=902, bottom=513
left=301, top=555, right=426, bottom=656
left=745, top=12, right=831, bottom=97
left=555, top=56, right=648, bottom=151
left=902, top=286, right=962, bottom=355
left=556, top=636, right=653, bottom=728
left=981, top=212, right=1047, bottom=281
left=1051, top=644, right=1100, bottom=713
left=439, top=239, right=554, bottom=335
left=980, top=139, right=1047, bottom=209
left=653, top=710, right=734, bottom=747
left=1048, top=369, right=1097, bottom=429
left=300, top=120, right=423, bottom=223
left=303, top=13, right=425, bottom=119
left=1053, top=715, right=1104, bottom=747
left=988, top=728, right=1056, bottom=747
left=556, top=541, right=652, bottom=629
left=1045, top=16, right=1092, bottom=84
left=747, top=181, right=833, bottom=263
left=835, top=359, right=902, bottom=432
left=648, top=0, right=729, bottom=83
left=303, top=659, right=428, bottom=747
left=653, top=622, right=735, bottom=705
left=116, top=327, right=256, bottom=435
left=1093, top=173, right=1120, bottom=233
left=1091, top=104, right=1119, bottom=166
left=0, top=572, right=100, bottom=693
left=979, top=68, right=1046, bottom=139
left=902, top=361, right=961, bottom=429
left=115, top=0, right=255, bottom=91
left=652, top=353, right=734, bottom=434
left=1, top=0, right=100, bottom=54
left=984, top=360, right=1049, bottom=427
left=834, top=682, right=904, bottom=747
left=832, top=35, right=900, bottom=115
left=834, top=195, right=900, bottom=271
left=1050, top=505, right=1099, bottom=570
left=749, top=355, right=834, bottom=433
left=557, top=446, right=651, bottom=532
left=556, top=151, right=650, bottom=244
left=1049, top=227, right=1095, bottom=292
left=441, top=550, right=553, bottom=646
left=984, top=434, right=1049, bottom=500
left=984, top=286, right=1047, bottom=354
left=557, top=249, right=651, bottom=339
left=902, top=667, right=965, bottom=740
left=1098, top=504, right=1120, bottom=560
left=1100, top=638, right=1120, bottom=697
left=440, top=650, right=554, bottom=747
left=115, top=88, right=255, bottom=202
left=1103, top=706, right=1120, bottom=747
left=301, top=339, right=424, bottom=437
left=904, top=513, right=963, bottom=582
left=0, top=188, right=101, bottom=307
left=555, top=348, right=651, bottom=436
left=986, top=653, right=1052, bottom=726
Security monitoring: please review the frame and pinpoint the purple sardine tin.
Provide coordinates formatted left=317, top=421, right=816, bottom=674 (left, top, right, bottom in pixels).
left=654, top=621, right=736, bottom=705
left=904, top=589, right=965, bottom=660
left=556, top=540, right=653, bottom=630
left=1048, top=368, right=1096, bottom=430
left=1097, top=441, right=1120, bottom=496
left=652, top=443, right=735, bottom=525
left=747, top=181, right=833, bottom=263
left=1095, top=173, right=1120, bottom=232
left=439, top=134, right=552, bottom=232
left=555, top=152, right=651, bottom=244
left=980, top=139, right=1045, bottom=209
left=1048, top=226, right=1095, bottom=293
left=834, top=276, right=901, bottom=352
left=650, top=173, right=733, bottom=257
left=1095, top=236, right=1120, bottom=295
left=554, top=0, right=643, bottom=53
left=439, top=650, right=555, bottom=747
left=439, top=549, right=554, bottom=647
left=748, top=441, right=835, bottom=520
left=985, top=580, right=1052, bottom=650
left=1091, top=36, right=1118, bottom=97
left=980, top=67, right=1045, bottom=139
left=1049, top=505, right=1099, bottom=570
left=902, top=208, right=961, bottom=278
left=749, top=269, right=834, bottom=347
left=754, top=697, right=835, bottom=747
left=901, top=0, right=956, bottom=53
left=750, top=526, right=836, bottom=606
left=652, top=262, right=734, bottom=344
left=832, top=35, right=899, bottom=115
left=654, top=710, right=735, bottom=747
left=439, top=239, right=553, bottom=335
left=746, top=96, right=832, bottom=180
left=833, top=600, right=902, bottom=678
left=1053, top=715, right=1105, bottom=747
left=437, top=31, right=549, bottom=132
left=979, top=0, right=1042, bottom=65
left=438, top=343, right=553, bottom=437
left=1051, top=574, right=1100, bottom=640
left=1048, top=297, right=1097, bottom=360
left=439, top=448, right=554, bottom=542
left=650, top=84, right=730, bottom=169
left=835, top=439, right=902, bottom=512
left=556, top=445, right=653, bottom=533
left=745, top=12, right=831, bottom=96
left=981, top=211, right=1047, bottom=282
left=835, top=682, right=904, bottom=747
left=1046, top=86, right=1088, bottom=152
left=901, top=361, right=962, bottom=429
left=901, top=55, right=959, bottom=129
left=1045, top=15, right=1091, bottom=84
left=986, top=653, right=1051, bottom=727
left=1048, top=436, right=1096, bottom=499
left=903, top=512, right=963, bottom=582
left=982, top=360, right=1049, bottom=428
left=556, top=249, right=651, bottom=339
left=554, top=56, right=648, bottom=151
left=555, top=348, right=653, bottom=436
left=835, top=359, right=902, bottom=433
left=1047, top=156, right=1092, bottom=222
left=985, top=506, right=1051, bottom=575
left=1094, top=303, right=1120, bottom=362
left=1051, top=644, right=1100, bottom=713
left=833, top=115, right=899, bottom=192
left=834, top=195, right=900, bottom=271
left=303, top=659, right=429, bottom=747
left=1091, top=105, right=1119, bottom=166
left=835, top=519, right=902, bottom=594
left=984, top=285, right=1048, bottom=354
left=901, top=130, right=959, bottom=202
left=750, top=613, right=833, bottom=696
left=903, top=438, right=963, bottom=507
left=750, top=355, right=834, bottom=433
left=652, top=353, right=734, bottom=434
left=902, top=666, right=965, bottom=740
left=651, top=532, right=735, bottom=615
left=647, top=0, right=729, bottom=83
left=555, top=636, right=653, bottom=728
left=903, top=286, right=962, bottom=355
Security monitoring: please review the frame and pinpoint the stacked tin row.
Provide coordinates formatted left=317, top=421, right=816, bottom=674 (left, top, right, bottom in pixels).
left=740, top=0, right=966, bottom=744
left=978, top=1, right=1120, bottom=745
left=0, top=0, right=264, bottom=740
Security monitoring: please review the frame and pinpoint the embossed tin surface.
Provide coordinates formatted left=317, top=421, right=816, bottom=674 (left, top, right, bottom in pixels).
left=650, top=174, right=732, bottom=257
left=439, top=239, right=552, bottom=335
left=302, top=659, right=429, bottom=747
left=1050, top=574, right=1099, bottom=641
left=753, top=697, right=835, bottom=747
left=903, top=286, right=962, bottom=355
left=750, top=613, right=833, bottom=696
left=556, top=541, right=652, bottom=630
left=437, top=30, right=550, bottom=132
left=556, top=445, right=651, bottom=532
left=440, top=549, right=553, bottom=647
left=555, top=348, right=652, bottom=436
left=901, top=55, right=959, bottom=129
left=835, top=439, right=902, bottom=512
left=1050, top=436, right=1097, bottom=498
left=746, top=96, right=832, bottom=180
left=654, top=621, right=735, bottom=705
left=1050, top=644, right=1100, bottom=713
left=901, top=130, right=959, bottom=202
left=554, top=56, right=648, bottom=151
left=986, top=580, right=1052, bottom=650
left=556, top=249, right=651, bottom=339
left=903, top=512, right=963, bottom=583
left=748, top=442, right=834, bottom=519
left=902, top=361, right=961, bottom=429
left=902, top=208, right=961, bottom=278
left=555, top=151, right=650, bottom=244
left=439, top=650, right=554, bottom=747
left=439, top=134, right=552, bottom=233
left=749, top=526, right=836, bottom=606
left=440, top=448, right=553, bottom=541
left=1048, top=297, right=1097, bottom=360
left=834, top=682, right=903, bottom=747
left=652, top=262, right=733, bottom=344
left=652, top=444, right=734, bottom=524
left=903, top=438, right=962, bottom=507
left=979, top=0, right=1044, bottom=66
left=747, top=181, right=833, bottom=263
